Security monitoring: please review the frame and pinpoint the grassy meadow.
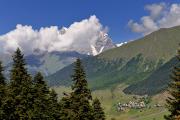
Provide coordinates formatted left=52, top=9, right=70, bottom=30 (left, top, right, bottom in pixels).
left=53, top=84, right=169, bottom=120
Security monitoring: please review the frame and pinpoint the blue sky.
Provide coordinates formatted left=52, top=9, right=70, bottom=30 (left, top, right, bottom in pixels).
left=0, top=0, right=180, bottom=43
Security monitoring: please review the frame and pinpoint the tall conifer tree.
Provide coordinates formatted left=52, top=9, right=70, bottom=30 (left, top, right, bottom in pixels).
left=70, top=58, right=93, bottom=120
left=165, top=48, right=180, bottom=120
left=60, top=59, right=93, bottom=120
left=32, top=72, right=50, bottom=119
left=33, top=72, right=60, bottom=119
left=92, top=98, right=105, bottom=120
left=4, top=48, right=34, bottom=119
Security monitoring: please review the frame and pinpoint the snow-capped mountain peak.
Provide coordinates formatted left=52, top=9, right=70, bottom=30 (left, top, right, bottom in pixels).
left=90, top=32, right=115, bottom=56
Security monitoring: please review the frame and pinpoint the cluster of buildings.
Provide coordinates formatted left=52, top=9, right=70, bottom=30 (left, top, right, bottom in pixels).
left=117, top=101, right=146, bottom=111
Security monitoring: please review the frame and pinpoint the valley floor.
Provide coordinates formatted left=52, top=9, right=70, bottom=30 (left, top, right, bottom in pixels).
left=53, top=84, right=169, bottom=120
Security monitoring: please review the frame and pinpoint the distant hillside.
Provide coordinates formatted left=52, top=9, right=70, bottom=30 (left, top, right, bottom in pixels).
left=46, top=26, right=180, bottom=95
left=123, top=57, right=179, bottom=95
left=98, top=26, right=180, bottom=62
left=46, top=54, right=162, bottom=90
left=2, top=51, right=89, bottom=77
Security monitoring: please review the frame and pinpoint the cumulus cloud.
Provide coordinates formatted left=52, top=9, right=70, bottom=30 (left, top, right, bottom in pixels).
left=128, top=3, right=180, bottom=35
left=145, top=3, right=166, bottom=19
left=0, top=15, right=107, bottom=55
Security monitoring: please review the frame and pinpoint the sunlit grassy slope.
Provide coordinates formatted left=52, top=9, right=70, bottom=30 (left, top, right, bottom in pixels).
left=53, top=84, right=169, bottom=120
left=98, top=26, right=180, bottom=61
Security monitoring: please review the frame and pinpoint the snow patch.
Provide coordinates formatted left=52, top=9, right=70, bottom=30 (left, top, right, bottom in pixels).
left=99, top=46, right=104, bottom=53
left=116, top=42, right=128, bottom=47
left=91, top=45, right=98, bottom=56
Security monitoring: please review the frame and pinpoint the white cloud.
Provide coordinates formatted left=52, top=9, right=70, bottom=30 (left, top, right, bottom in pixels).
left=145, top=3, right=166, bottom=19
left=0, top=15, right=107, bottom=55
left=128, top=3, right=180, bottom=35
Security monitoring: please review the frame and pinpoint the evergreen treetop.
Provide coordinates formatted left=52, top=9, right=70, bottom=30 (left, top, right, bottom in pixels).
left=4, top=48, right=33, bottom=120
left=92, top=98, right=105, bottom=120
left=71, top=58, right=92, bottom=100
left=32, top=72, right=50, bottom=119
left=33, top=72, right=60, bottom=119
left=60, top=58, right=94, bottom=120
left=10, top=48, right=30, bottom=87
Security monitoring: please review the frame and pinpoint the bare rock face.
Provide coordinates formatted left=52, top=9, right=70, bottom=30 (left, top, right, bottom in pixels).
left=72, top=31, right=116, bottom=56
left=93, top=32, right=115, bottom=55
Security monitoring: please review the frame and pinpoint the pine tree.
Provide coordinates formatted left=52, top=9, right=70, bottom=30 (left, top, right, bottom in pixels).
left=3, top=48, right=34, bottom=119
left=60, top=59, right=93, bottom=120
left=0, top=61, right=6, bottom=119
left=92, top=98, right=105, bottom=120
left=71, top=58, right=93, bottom=120
left=165, top=48, right=180, bottom=120
left=32, top=72, right=60, bottom=119
left=32, top=72, right=51, bottom=119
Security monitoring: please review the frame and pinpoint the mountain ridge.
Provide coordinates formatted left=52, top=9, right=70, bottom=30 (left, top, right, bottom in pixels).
left=46, top=25, right=180, bottom=95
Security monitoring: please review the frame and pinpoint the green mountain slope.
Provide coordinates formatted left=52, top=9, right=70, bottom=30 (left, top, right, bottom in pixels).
left=99, top=26, right=180, bottom=61
left=123, top=56, right=179, bottom=95
left=46, top=26, right=180, bottom=95
left=47, top=54, right=162, bottom=90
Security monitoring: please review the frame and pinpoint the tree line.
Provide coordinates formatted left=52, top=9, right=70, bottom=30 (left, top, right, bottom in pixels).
left=0, top=48, right=105, bottom=120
